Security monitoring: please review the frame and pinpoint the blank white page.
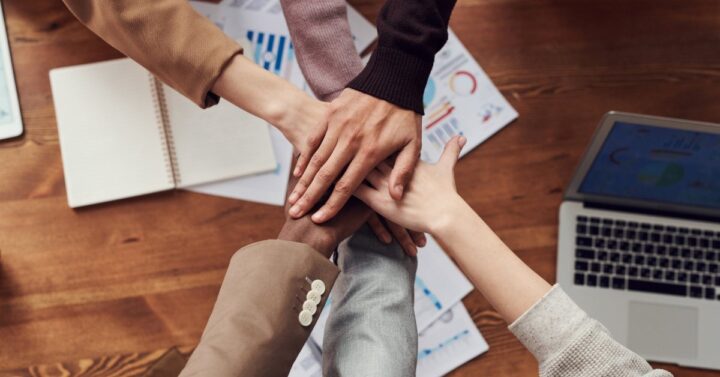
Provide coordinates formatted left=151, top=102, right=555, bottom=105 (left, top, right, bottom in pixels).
left=161, top=84, right=276, bottom=187
left=51, top=59, right=173, bottom=207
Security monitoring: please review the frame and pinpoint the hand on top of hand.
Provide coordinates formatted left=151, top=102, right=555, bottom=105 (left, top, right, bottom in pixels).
left=286, top=88, right=422, bottom=224
left=354, top=136, right=467, bottom=236
left=278, top=168, right=372, bottom=258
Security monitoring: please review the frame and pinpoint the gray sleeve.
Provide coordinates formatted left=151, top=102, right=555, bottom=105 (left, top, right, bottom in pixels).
left=508, top=285, right=674, bottom=377
left=322, top=225, right=418, bottom=377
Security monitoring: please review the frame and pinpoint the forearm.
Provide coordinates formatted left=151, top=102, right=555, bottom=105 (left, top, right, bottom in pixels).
left=432, top=198, right=551, bottom=323
left=212, top=55, right=324, bottom=137
left=280, top=0, right=363, bottom=101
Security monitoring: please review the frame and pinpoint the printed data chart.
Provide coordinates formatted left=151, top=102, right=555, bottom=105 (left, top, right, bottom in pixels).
left=420, top=30, right=517, bottom=163
left=246, top=29, right=296, bottom=79
left=417, top=303, right=489, bottom=377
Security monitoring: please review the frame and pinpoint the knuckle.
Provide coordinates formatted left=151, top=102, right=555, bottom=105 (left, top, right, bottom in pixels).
left=361, top=147, right=380, bottom=161
left=306, top=134, right=322, bottom=149
left=309, top=154, right=325, bottom=169
left=297, top=176, right=311, bottom=187
left=333, top=181, right=352, bottom=196
left=328, top=102, right=343, bottom=115
left=316, top=169, right=334, bottom=183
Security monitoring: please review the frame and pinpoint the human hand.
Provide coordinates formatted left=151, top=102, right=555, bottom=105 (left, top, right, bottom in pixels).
left=367, top=213, right=426, bottom=257
left=277, top=97, right=329, bottom=173
left=354, top=136, right=467, bottom=235
left=278, top=171, right=371, bottom=258
left=286, top=88, right=422, bottom=224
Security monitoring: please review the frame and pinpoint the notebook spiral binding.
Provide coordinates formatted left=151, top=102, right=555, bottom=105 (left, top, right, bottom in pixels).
left=149, top=75, right=181, bottom=186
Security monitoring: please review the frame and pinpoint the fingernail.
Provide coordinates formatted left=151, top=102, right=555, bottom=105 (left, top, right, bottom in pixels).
left=288, top=191, right=299, bottom=204
left=383, top=234, right=392, bottom=244
left=458, top=136, right=467, bottom=148
left=293, top=167, right=300, bottom=177
left=311, top=209, right=326, bottom=223
left=418, top=238, right=427, bottom=247
left=395, top=184, right=404, bottom=197
left=289, top=205, right=302, bottom=217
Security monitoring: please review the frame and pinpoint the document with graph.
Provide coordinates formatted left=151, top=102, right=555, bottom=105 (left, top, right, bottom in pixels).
left=417, top=302, right=489, bottom=377
left=414, top=236, right=474, bottom=330
left=421, top=30, right=518, bottom=163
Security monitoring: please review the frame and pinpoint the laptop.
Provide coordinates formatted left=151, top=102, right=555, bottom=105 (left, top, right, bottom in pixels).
left=557, top=111, right=720, bottom=370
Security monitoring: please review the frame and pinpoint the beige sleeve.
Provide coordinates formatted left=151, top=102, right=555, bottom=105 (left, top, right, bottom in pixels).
left=62, top=0, right=242, bottom=108
left=509, top=285, right=673, bottom=377
left=179, top=240, right=338, bottom=377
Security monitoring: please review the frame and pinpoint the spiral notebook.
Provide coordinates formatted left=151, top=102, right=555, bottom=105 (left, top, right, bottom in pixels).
left=50, top=58, right=276, bottom=208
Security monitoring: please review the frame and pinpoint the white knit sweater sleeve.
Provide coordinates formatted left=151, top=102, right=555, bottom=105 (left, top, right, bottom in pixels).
left=508, top=285, right=674, bottom=377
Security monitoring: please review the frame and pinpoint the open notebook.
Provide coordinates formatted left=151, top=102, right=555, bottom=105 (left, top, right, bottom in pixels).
left=50, top=58, right=276, bottom=208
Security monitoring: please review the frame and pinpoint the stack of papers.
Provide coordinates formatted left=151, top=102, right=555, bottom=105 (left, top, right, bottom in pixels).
left=292, top=237, right=488, bottom=377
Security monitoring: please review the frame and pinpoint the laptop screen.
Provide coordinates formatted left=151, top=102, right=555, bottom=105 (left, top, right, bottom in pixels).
left=579, top=121, right=720, bottom=210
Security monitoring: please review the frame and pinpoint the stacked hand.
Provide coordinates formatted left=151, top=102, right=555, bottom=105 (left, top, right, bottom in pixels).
left=278, top=174, right=371, bottom=258
left=287, top=88, right=422, bottom=223
left=354, top=136, right=467, bottom=235
left=281, top=88, right=427, bottom=256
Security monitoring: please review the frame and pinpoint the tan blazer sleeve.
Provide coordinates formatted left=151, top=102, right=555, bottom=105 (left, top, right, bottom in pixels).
left=62, top=0, right=242, bottom=108
left=179, top=240, right=339, bottom=377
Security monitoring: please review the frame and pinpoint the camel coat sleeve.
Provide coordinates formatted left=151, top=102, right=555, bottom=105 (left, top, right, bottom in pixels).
left=62, top=0, right=242, bottom=108
left=179, top=240, right=339, bottom=377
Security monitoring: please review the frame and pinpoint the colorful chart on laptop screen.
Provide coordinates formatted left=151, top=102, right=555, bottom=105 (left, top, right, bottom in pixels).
left=579, top=122, right=720, bottom=209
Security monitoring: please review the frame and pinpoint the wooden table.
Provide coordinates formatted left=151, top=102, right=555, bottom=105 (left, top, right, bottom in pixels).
left=1, top=0, right=719, bottom=375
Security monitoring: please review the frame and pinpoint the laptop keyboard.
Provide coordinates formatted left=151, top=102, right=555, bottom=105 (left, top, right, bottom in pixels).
left=574, top=216, right=720, bottom=301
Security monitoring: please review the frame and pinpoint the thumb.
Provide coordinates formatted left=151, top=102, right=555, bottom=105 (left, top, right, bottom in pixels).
left=438, top=136, right=466, bottom=169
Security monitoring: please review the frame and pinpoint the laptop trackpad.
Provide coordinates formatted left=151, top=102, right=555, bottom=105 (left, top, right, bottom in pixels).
left=627, top=301, right=698, bottom=359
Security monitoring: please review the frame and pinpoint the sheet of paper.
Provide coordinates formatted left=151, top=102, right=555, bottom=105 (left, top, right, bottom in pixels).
left=187, top=127, right=292, bottom=205
left=420, top=30, right=518, bottom=163
left=415, top=236, right=474, bottom=330
left=289, top=341, right=323, bottom=377
left=417, top=302, right=489, bottom=377
left=310, top=235, right=473, bottom=348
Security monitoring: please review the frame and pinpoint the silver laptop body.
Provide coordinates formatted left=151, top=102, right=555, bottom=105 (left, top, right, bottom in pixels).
left=557, top=112, right=720, bottom=370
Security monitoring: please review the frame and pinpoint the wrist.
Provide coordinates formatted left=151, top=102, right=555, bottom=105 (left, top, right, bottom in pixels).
left=273, top=92, right=313, bottom=132
left=213, top=55, right=306, bottom=129
left=429, top=195, right=475, bottom=240
left=277, top=222, right=334, bottom=258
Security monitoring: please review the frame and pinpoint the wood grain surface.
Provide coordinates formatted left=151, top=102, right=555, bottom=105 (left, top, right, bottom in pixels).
left=1, top=0, right=719, bottom=376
